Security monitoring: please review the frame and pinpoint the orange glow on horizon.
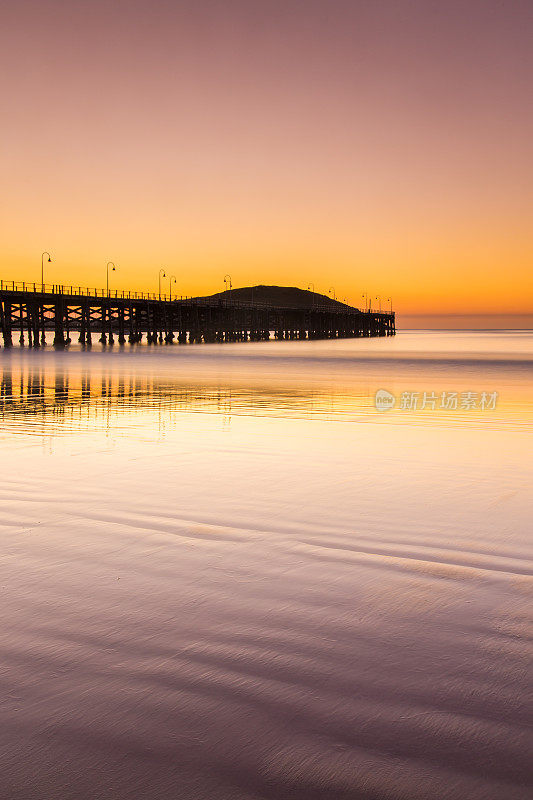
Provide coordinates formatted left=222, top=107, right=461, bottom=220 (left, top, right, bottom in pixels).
left=1, top=1, right=532, bottom=323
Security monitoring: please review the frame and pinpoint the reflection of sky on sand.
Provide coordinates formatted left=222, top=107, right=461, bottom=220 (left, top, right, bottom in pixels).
left=0, top=332, right=531, bottom=800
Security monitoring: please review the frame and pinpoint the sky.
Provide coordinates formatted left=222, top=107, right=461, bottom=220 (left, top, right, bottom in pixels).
left=1, top=0, right=532, bottom=323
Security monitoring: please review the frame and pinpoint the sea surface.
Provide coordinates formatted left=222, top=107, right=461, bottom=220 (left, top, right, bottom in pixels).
left=0, top=330, right=531, bottom=800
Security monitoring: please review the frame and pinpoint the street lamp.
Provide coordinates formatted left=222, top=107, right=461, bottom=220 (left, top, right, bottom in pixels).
left=41, top=252, right=52, bottom=291
left=169, top=275, right=177, bottom=300
left=159, top=268, right=166, bottom=298
left=387, top=297, right=392, bottom=313
left=224, top=274, right=232, bottom=292
left=328, top=286, right=336, bottom=301
left=375, top=296, right=382, bottom=312
left=361, top=293, right=368, bottom=312
left=106, top=262, right=116, bottom=296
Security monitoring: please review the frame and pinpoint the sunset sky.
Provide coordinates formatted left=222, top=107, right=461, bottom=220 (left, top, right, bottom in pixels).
left=1, top=0, right=532, bottom=323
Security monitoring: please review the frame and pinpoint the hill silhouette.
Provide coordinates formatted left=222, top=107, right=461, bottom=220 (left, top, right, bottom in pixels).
left=198, top=285, right=360, bottom=312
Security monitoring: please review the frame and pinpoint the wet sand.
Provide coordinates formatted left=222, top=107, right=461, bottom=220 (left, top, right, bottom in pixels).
left=0, top=331, right=531, bottom=799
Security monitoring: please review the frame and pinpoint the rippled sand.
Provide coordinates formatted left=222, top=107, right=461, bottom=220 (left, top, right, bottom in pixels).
left=0, top=332, right=531, bottom=799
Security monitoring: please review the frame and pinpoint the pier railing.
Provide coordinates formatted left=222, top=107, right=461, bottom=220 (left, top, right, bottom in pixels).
left=0, top=280, right=185, bottom=302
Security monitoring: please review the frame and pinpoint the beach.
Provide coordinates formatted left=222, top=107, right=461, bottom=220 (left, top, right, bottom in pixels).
left=0, top=331, right=531, bottom=799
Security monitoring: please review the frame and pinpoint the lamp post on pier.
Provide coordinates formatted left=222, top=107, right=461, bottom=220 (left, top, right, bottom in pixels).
left=41, top=252, right=52, bottom=292
left=224, top=274, right=232, bottom=292
left=375, top=296, right=382, bottom=312
left=106, top=262, right=116, bottom=296
left=328, top=286, right=336, bottom=301
left=158, top=268, right=166, bottom=299
left=387, top=297, right=392, bottom=313
left=169, top=275, right=177, bottom=300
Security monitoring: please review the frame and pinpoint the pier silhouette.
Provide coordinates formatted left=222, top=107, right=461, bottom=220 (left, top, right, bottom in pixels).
left=0, top=281, right=395, bottom=348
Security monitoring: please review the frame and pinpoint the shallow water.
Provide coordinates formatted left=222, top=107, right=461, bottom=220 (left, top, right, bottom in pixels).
left=0, top=331, right=531, bottom=799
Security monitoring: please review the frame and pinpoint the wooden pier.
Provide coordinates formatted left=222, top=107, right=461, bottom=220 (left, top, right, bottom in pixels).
left=0, top=282, right=395, bottom=348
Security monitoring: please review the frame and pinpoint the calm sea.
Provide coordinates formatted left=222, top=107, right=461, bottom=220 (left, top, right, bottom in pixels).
left=0, top=331, right=531, bottom=800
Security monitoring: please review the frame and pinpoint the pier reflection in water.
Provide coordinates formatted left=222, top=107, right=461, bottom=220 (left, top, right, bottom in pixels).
left=0, top=339, right=531, bottom=437
left=0, top=365, right=358, bottom=435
